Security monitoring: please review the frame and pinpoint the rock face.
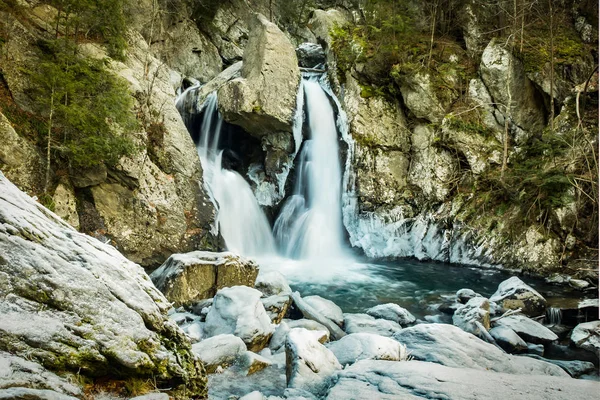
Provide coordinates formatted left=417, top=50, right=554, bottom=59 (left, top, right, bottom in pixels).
left=285, top=328, right=342, bottom=396
left=150, top=251, right=259, bottom=307
left=392, top=324, right=566, bottom=376
left=191, top=334, right=246, bottom=373
left=204, top=286, right=274, bottom=352
left=490, top=277, right=547, bottom=317
left=493, top=314, right=559, bottom=344
left=218, top=13, right=301, bottom=136
left=571, top=321, right=600, bottom=357
left=326, top=360, right=600, bottom=400
left=327, top=333, right=407, bottom=366
left=0, top=172, right=207, bottom=397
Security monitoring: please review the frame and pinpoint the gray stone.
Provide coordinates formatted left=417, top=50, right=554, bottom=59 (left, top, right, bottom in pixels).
left=0, top=388, right=79, bottom=400
left=456, top=288, right=481, bottom=304
left=326, top=333, right=408, bottom=366
left=344, top=313, right=402, bottom=337
left=493, top=314, right=558, bottom=344
left=303, top=296, right=344, bottom=328
left=489, top=326, right=528, bottom=353
left=261, top=295, right=292, bottom=324
left=237, top=351, right=273, bottom=375
left=255, top=270, right=292, bottom=297
left=150, top=251, right=259, bottom=307
left=191, top=334, right=247, bottom=373
left=0, top=172, right=206, bottom=396
left=204, top=286, right=274, bottom=352
left=218, top=13, right=300, bottom=137
left=392, top=324, right=566, bottom=376
left=325, top=360, right=600, bottom=400
left=452, top=297, right=490, bottom=336
left=366, top=303, right=416, bottom=326
left=291, top=293, right=346, bottom=341
left=569, top=279, right=591, bottom=290
left=398, top=71, right=453, bottom=124
left=571, top=321, right=600, bottom=357
left=490, top=277, right=547, bottom=317
left=296, top=43, right=326, bottom=68
left=51, top=182, right=79, bottom=230
left=522, top=354, right=596, bottom=378
left=285, top=328, right=342, bottom=396
left=526, top=342, right=545, bottom=356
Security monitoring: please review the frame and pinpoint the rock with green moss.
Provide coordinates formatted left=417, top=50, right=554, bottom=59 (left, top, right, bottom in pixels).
left=0, top=172, right=207, bottom=398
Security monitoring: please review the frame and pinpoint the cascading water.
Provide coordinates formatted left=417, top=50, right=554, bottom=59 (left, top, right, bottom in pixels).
left=177, top=91, right=276, bottom=257
left=273, top=77, right=347, bottom=260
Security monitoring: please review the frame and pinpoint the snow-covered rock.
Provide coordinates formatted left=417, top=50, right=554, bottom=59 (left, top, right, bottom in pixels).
left=326, top=333, right=408, bottom=366
left=452, top=297, right=490, bottom=335
left=204, top=286, right=274, bottom=352
left=325, top=360, right=600, bottom=400
left=366, top=304, right=416, bottom=326
left=489, top=326, right=527, bottom=353
left=303, top=296, right=344, bottom=328
left=493, top=314, right=558, bottom=344
left=392, top=324, right=566, bottom=376
left=150, top=251, right=259, bottom=307
left=522, top=354, right=596, bottom=378
left=261, top=295, right=292, bottom=324
left=571, top=321, right=600, bottom=357
left=490, top=277, right=547, bottom=317
left=291, top=293, right=345, bottom=340
left=270, top=320, right=330, bottom=353
left=0, top=172, right=207, bottom=397
left=191, top=334, right=246, bottom=373
left=456, top=288, right=482, bottom=304
left=344, top=314, right=402, bottom=337
left=238, top=351, right=273, bottom=375
left=285, top=328, right=342, bottom=396
left=255, top=271, right=292, bottom=297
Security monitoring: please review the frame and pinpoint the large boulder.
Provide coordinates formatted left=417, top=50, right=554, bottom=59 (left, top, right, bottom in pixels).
left=571, top=321, right=600, bottom=357
left=490, top=277, right=547, bottom=317
left=392, top=324, right=566, bottom=376
left=191, top=334, right=247, bottom=373
left=0, top=172, right=207, bottom=397
left=150, top=251, right=259, bottom=307
left=285, top=328, right=342, bottom=396
left=327, top=333, right=408, bottom=366
left=366, top=304, right=416, bottom=327
left=325, top=360, right=600, bottom=400
left=204, top=286, right=274, bottom=352
left=480, top=38, right=546, bottom=135
left=493, top=314, right=558, bottom=344
left=218, top=13, right=301, bottom=136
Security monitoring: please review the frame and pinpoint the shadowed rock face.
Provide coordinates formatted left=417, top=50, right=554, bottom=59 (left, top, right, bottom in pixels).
left=0, top=172, right=207, bottom=398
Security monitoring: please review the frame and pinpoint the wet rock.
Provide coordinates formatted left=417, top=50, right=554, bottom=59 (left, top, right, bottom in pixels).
left=261, top=295, right=292, bottom=324
left=285, top=328, right=342, bottom=396
left=571, top=321, right=600, bottom=357
left=526, top=343, right=545, bottom=356
left=150, top=251, right=259, bottom=307
left=522, top=355, right=596, bottom=378
left=296, top=43, right=326, bottom=69
left=191, top=334, right=246, bottom=373
left=493, top=314, right=558, bottom=344
left=255, top=271, right=292, bottom=297
left=327, top=333, right=408, bottom=366
left=490, top=277, right=547, bottom=317
left=452, top=297, right=490, bottom=335
left=204, top=286, right=274, bottom=352
left=343, top=313, right=402, bottom=337
left=489, top=326, right=527, bottom=353
left=392, top=324, right=566, bottom=376
left=325, top=360, right=599, bottom=400
left=366, top=303, right=416, bottom=326
left=0, top=172, right=207, bottom=397
left=569, top=279, right=591, bottom=290
left=218, top=13, right=300, bottom=137
left=303, top=296, right=344, bottom=328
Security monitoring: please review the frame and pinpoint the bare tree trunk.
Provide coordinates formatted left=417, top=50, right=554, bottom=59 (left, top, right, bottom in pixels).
left=270, top=0, right=273, bottom=22
left=548, top=0, right=555, bottom=132
left=45, top=82, right=56, bottom=194
left=519, top=0, right=525, bottom=53
left=427, top=0, right=437, bottom=68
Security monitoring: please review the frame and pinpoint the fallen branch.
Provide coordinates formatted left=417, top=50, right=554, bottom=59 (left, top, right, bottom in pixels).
left=490, top=308, right=522, bottom=322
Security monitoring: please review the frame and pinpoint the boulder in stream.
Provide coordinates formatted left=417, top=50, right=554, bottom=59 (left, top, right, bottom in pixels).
left=366, top=303, right=416, bottom=326
left=490, top=277, right=547, bottom=317
left=493, top=314, right=558, bottom=344
left=571, top=321, right=600, bottom=357
left=326, top=333, right=409, bottom=366
left=344, top=313, right=402, bottom=337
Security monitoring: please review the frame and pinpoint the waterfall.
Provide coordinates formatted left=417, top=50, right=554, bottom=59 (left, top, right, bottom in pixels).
left=273, top=76, right=348, bottom=260
left=546, top=307, right=562, bottom=325
left=176, top=91, right=276, bottom=257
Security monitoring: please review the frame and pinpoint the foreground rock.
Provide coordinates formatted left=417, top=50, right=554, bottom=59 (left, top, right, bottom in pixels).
left=366, top=304, right=416, bottom=326
left=292, top=293, right=346, bottom=340
left=191, top=334, right=246, bottom=373
left=490, top=277, right=547, bottom=317
left=392, top=324, right=566, bottom=376
left=344, top=313, right=402, bottom=337
left=204, top=286, right=274, bottom=352
left=493, top=314, right=559, bottom=344
left=255, top=270, right=292, bottom=297
left=326, top=360, right=600, bottom=400
left=327, top=333, right=408, bottom=366
left=218, top=13, right=300, bottom=136
left=489, top=326, right=528, bottom=353
left=285, top=328, right=342, bottom=396
left=150, top=251, right=258, bottom=307
left=452, top=297, right=491, bottom=336
left=303, top=296, right=344, bottom=328
left=523, top=355, right=596, bottom=378
left=571, top=321, right=600, bottom=357
left=0, top=173, right=206, bottom=397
